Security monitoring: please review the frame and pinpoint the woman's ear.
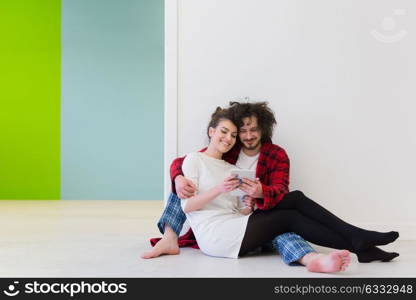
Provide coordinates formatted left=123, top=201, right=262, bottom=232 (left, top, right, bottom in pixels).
left=208, top=127, right=215, bottom=139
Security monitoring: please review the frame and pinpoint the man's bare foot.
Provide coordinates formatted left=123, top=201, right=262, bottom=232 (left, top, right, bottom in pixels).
left=141, top=236, right=180, bottom=259
left=306, top=250, right=351, bottom=273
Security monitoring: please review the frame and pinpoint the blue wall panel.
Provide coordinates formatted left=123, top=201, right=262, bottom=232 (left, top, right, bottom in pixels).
left=61, top=0, right=164, bottom=200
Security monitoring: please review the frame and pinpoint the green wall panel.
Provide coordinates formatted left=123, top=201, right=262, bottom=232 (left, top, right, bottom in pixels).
left=0, top=0, right=61, bottom=199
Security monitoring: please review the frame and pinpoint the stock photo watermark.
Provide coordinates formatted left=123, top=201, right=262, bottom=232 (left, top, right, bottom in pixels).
left=2, top=280, right=127, bottom=297
left=370, top=9, right=407, bottom=43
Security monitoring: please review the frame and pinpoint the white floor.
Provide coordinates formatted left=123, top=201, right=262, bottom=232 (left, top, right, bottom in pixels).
left=0, top=200, right=414, bottom=278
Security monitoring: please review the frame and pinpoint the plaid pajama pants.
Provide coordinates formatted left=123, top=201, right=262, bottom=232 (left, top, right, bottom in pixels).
left=158, top=193, right=316, bottom=265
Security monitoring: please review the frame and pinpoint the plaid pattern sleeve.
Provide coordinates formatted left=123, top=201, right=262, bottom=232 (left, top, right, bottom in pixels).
left=255, top=143, right=290, bottom=210
left=170, top=156, right=186, bottom=194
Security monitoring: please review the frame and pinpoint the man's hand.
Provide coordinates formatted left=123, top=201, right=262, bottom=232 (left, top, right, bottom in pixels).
left=242, top=195, right=255, bottom=210
left=239, top=196, right=255, bottom=215
left=175, top=175, right=197, bottom=199
left=239, top=178, right=263, bottom=198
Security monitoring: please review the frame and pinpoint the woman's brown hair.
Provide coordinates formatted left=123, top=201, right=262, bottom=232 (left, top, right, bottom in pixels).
left=206, top=107, right=236, bottom=140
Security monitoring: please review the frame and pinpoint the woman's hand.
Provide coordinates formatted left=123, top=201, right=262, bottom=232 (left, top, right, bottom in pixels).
left=183, top=176, right=239, bottom=213
left=217, top=175, right=240, bottom=193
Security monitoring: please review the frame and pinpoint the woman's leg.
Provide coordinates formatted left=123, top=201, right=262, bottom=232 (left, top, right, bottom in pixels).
left=239, top=208, right=353, bottom=256
left=356, top=247, right=399, bottom=263
left=276, top=191, right=399, bottom=251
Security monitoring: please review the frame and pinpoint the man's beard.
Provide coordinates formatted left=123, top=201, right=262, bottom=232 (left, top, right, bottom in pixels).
left=243, top=139, right=261, bottom=150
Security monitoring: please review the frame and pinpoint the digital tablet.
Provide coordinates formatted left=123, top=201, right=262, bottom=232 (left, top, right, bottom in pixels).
left=230, top=169, right=256, bottom=197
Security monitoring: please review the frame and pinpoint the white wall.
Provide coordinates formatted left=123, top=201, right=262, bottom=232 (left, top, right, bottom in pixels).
left=167, top=0, right=416, bottom=238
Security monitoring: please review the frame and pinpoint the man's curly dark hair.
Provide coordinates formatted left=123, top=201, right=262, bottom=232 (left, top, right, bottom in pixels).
left=228, top=101, right=277, bottom=143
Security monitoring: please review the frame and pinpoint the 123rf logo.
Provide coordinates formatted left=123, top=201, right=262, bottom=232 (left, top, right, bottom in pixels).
left=3, top=281, right=127, bottom=297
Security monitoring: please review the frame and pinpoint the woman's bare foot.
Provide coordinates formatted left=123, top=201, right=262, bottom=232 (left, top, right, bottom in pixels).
left=141, top=236, right=180, bottom=259
left=304, top=250, right=351, bottom=273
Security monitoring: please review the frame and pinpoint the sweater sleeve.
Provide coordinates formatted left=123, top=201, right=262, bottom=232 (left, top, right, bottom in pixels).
left=256, top=148, right=290, bottom=210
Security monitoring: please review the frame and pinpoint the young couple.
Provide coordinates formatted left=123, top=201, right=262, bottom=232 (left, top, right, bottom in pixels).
left=142, top=101, right=399, bottom=273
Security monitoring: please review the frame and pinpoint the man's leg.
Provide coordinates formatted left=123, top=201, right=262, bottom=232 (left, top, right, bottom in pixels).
left=272, top=233, right=351, bottom=273
left=156, top=193, right=187, bottom=236
left=141, top=193, right=186, bottom=259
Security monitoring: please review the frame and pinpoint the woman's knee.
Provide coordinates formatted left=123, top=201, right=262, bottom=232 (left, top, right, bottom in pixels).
left=290, top=190, right=304, bottom=197
left=285, top=190, right=305, bottom=204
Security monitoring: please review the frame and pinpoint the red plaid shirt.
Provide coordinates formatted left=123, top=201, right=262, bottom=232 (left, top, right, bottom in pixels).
left=170, top=140, right=290, bottom=210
